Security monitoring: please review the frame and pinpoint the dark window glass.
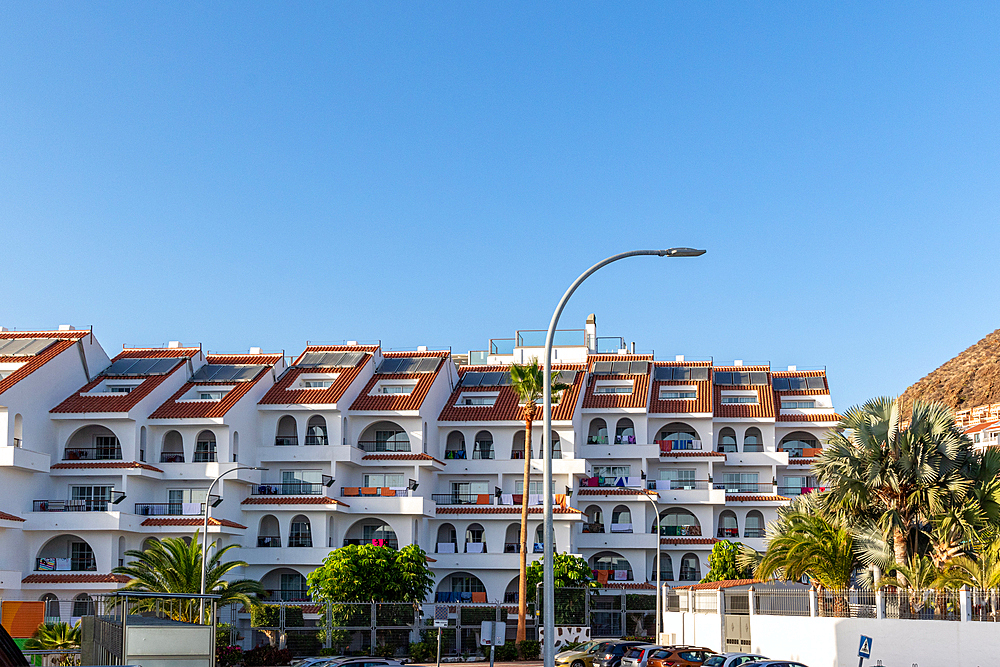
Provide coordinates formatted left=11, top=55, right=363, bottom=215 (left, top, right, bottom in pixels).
left=750, top=371, right=768, bottom=385
left=714, top=372, right=733, bottom=385
left=807, top=376, right=826, bottom=390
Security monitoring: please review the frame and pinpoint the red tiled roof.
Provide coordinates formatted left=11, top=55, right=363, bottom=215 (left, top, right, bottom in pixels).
left=788, top=458, right=817, bottom=465
left=349, top=351, right=450, bottom=412
left=776, top=413, right=841, bottom=422
left=577, top=488, right=657, bottom=496
left=965, top=420, right=1000, bottom=435
left=661, top=537, right=718, bottom=545
left=771, top=370, right=829, bottom=395
left=50, top=461, right=163, bottom=473
left=149, top=354, right=281, bottom=419
left=648, top=361, right=713, bottom=414
left=726, top=495, right=789, bottom=502
left=51, top=348, right=197, bottom=414
left=259, top=345, right=371, bottom=405
left=140, top=517, right=247, bottom=529
left=22, top=573, right=130, bottom=584
left=0, top=511, right=25, bottom=522
left=241, top=496, right=348, bottom=506
left=362, top=453, right=443, bottom=463
left=0, top=331, right=89, bottom=396
left=713, top=366, right=775, bottom=419
left=438, top=364, right=586, bottom=422
left=673, top=578, right=763, bottom=591
left=660, top=451, right=726, bottom=458
left=582, top=355, right=653, bottom=410
left=436, top=506, right=582, bottom=515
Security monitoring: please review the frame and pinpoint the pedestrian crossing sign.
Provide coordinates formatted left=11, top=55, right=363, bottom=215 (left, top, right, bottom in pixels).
left=858, top=635, right=872, bottom=659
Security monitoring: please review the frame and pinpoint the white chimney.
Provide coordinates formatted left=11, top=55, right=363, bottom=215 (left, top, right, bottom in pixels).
left=249, top=347, right=262, bottom=355
left=347, top=340, right=358, bottom=346
left=58, top=324, right=74, bottom=331
left=0, top=327, right=8, bottom=332
left=168, top=341, right=181, bottom=348
left=787, top=365, right=797, bottom=371
left=734, top=360, right=743, bottom=366
left=585, top=314, right=598, bottom=353
left=417, top=345, right=428, bottom=352
left=675, top=354, right=685, bottom=362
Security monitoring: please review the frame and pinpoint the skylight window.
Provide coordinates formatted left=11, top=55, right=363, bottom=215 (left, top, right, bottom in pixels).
left=457, top=393, right=497, bottom=406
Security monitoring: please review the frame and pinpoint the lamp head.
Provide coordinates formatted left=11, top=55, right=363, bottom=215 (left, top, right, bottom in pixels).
left=408, top=479, right=419, bottom=491
left=111, top=491, right=126, bottom=505
left=659, top=247, right=706, bottom=257
left=322, top=475, right=335, bottom=488
left=209, top=494, right=223, bottom=508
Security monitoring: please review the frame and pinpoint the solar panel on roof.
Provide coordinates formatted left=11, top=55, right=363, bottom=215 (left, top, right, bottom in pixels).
left=102, top=357, right=179, bottom=377
left=653, top=366, right=671, bottom=381
left=593, top=361, right=613, bottom=374
left=377, top=358, right=401, bottom=373
left=556, top=370, right=576, bottom=384
left=807, top=376, right=826, bottom=390
left=461, top=372, right=484, bottom=387
left=0, top=337, right=57, bottom=357
left=297, top=351, right=365, bottom=368
left=480, top=371, right=504, bottom=386
left=773, top=377, right=790, bottom=391
left=611, top=361, right=629, bottom=374
left=691, top=367, right=709, bottom=381
left=498, top=371, right=512, bottom=386
left=629, top=361, right=649, bottom=375
left=415, top=357, right=440, bottom=373
left=191, top=364, right=266, bottom=382
left=339, top=352, right=364, bottom=367
left=750, top=371, right=768, bottom=385
left=714, top=371, right=733, bottom=385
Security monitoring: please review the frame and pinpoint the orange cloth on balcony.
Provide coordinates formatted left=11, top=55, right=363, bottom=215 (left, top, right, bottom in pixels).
left=512, top=494, right=523, bottom=504
left=360, top=487, right=376, bottom=496
left=471, top=592, right=487, bottom=603
left=380, top=487, right=393, bottom=497
left=476, top=494, right=490, bottom=505
left=343, top=487, right=360, bottom=496
left=596, top=570, right=609, bottom=585
left=555, top=494, right=566, bottom=508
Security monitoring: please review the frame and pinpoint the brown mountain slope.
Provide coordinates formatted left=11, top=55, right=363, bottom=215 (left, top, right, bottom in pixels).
left=899, top=328, right=1000, bottom=414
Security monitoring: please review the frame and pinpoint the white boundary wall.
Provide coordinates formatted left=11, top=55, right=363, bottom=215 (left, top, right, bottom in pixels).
left=664, top=610, right=1000, bottom=667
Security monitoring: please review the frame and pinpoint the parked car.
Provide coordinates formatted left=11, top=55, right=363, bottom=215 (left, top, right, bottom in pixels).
left=620, top=644, right=664, bottom=667
left=314, top=658, right=406, bottom=667
left=646, top=646, right=717, bottom=667
left=701, top=654, right=769, bottom=667
left=593, top=641, right=647, bottom=667
left=556, top=640, right=614, bottom=667
left=292, top=658, right=332, bottom=667
left=743, top=662, right=810, bottom=667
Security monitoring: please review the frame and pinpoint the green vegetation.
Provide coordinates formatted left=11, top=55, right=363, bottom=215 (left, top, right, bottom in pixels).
left=25, top=622, right=80, bottom=666
left=306, top=543, right=434, bottom=603
left=701, top=540, right=753, bottom=583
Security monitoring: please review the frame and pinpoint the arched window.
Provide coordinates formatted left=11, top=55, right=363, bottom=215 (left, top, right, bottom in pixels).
left=141, top=537, right=159, bottom=552
left=194, top=430, right=217, bottom=462
left=534, top=524, right=553, bottom=553
left=743, top=427, right=763, bottom=452
left=465, top=523, right=486, bottom=553
left=658, top=509, right=701, bottom=537
left=344, top=519, right=398, bottom=549
left=583, top=505, right=604, bottom=533
left=615, top=418, right=635, bottom=444
left=657, top=422, right=701, bottom=451
left=359, top=421, right=410, bottom=452
left=306, top=416, right=328, bottom=445
left=590, top=552, right=633, bottom=582
left=445, top=431, right=466, bottom=460
left=289, top=515, right=312, bottom=547
left=718, top=510, right=739, bottom=538
left=658, top=553, right=674, bottom=581
left=232, top=431, right=239, bottom=462
left=473, top=430, right=494, bottom=460
left=72, top=593, right=94, bottom=617
left=745, top=511, right=765, bottom=538
left=117, top=537, right=125, bottom=568
left=718, top=427, right=737, bottom=453
left=437, top=524, right=457, bottom=553
left=547, top=430, right=563, bottom=460
left=438, top=573, right=487, bottom=601
left=41, top=594, right=60, bottom=622
left=64, top=425, right=121, bottom=461
left=512, top=430, right=527, bottom=460
left=679, top=553, right=701, bottom=581
left=12, top=413, right=23, bottom=447
left=258, top=515, right=280, bottom=548
left=611, top=505, right=632, bottom=533
left=276, top=416, right=298, bottom=446
left=161, top=430, right=184, bottom=463
left=588, top=419, right=608, bottom=444
left=779, top=431, right=819, bottom=457
left=504, top=523, right=520, bottom=553
left=139, top=426, right=146, bottom=462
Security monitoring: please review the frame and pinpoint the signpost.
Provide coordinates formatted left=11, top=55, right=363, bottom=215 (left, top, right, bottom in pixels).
left=435, top=605, right=448, bottom=667
left=480, top=621, right=506, bottom=667
left=858, top=635, right=873, bottom=667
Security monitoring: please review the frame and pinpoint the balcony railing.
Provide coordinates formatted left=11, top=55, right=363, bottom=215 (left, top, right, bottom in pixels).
left=342, top=538, right=398, bottom=549
left=581, top=523, right=605, bottom=534
left=134, top=503, right=205, bottom=516
left=511, top=451, right=525, bottom=460
left=472, top=444, right=495, bottom=459
left=275, top=435, right=298, bottom=446
left=777, top=485, right=824, bottom=496
left=660, top=525, right=702, bottom=537
left=431, top=493, right=495, bottom=506
left=718, top=527, right=740, bottom=538
left=160, top=453, right=185, bottom=463
left=647, top=480, right=711, bottom=491
left=444, top=450, right=467, bottom=460
left=357, top=440, right=411, bottom=453
left=340, top=487, right=410, bottom=497
left=62, top=446, right=122, bottom=461
left=504, top=591, right=519, bottom=603
left=33, top=499, right=110, bottom=512
left=504, top=543, right=520, bottom=553
left=744, top=528, right=766, bottom=538
left=717, top=445, right=738, bottom=453
left=288, top=536, right=313, bottom=548
left=257, top=536, right=281, bottom=548
left=251, top=483, right=323, bottom=495
left=714, top=482, right=774, bottom=493
left=193, top=451, right=217, bottom=463
left=264, top=589, right=311, bottom=602
left=594, top=569, right=633, bottom=582
left=743, top=444, right=764, bottom=452
left=304, top=435, right=328, bottom=445
left=35, top=557, right=95, bottom=572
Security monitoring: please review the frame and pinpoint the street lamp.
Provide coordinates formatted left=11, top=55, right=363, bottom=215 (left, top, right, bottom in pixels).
left=200, top=465, right=267, bottom=619
left=541, top=248, right=705, bottom=665
left=639, top=472, right=662, bottom=639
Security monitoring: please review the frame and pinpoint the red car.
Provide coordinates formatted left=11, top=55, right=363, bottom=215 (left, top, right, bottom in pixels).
left=646, top=646, right=717, bottom=667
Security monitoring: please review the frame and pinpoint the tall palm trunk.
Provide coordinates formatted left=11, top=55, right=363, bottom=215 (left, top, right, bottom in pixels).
left=517, top=405, right=535, bottom=644
left=893, top=527, right=910, bottom=587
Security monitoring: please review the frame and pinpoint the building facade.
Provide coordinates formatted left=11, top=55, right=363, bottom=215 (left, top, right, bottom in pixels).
left=0, top=318, right=839, bottom=616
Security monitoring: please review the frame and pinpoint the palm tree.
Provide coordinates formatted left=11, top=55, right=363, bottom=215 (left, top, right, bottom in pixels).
left=938, top=538, right=1000, bottom=621
left=112, top=532, right=264, bottom=622
left=24, top=622, right=80, bottom=666
left=815, top=397, right=974, bottom=582
left=508, top=358, right=570, bottom=644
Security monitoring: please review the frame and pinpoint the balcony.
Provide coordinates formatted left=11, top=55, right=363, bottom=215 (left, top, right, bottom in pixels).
left=342, top=538, right=398, bottom=549
left=264, top=589, right=311, bottom=602
left=33, top=499, right=110, bottom=512
left=288, top=536, right=313, bottom=548
left=744, top=528, right=766, bottom=538
left=275, top=436, right=298, bottom=446
left=659, top=525, right=702, bottom=537
left=581, top=523, right=605, bottom=534
left=251, top=483, right=324, bottom=496
left=357, top=440, right=410, bottom=453
left=62, top=446, right=122, bottom=461
left=431, top=493, right=495, bottom=506
left=340, top=487, right=411, bottom=498
left=134, top=503, right=205, bottom=516
left=160, top=453, right=185, bottom=463
left=648, top=481, right=711, bottom=491
left=257, top=536, right=281, bottom=548
left=304, top=435, right=328, bottom=445
left=777, top=485, right=825, bottom=497
left=717, top=527, right=740, bottom=538
left=714, top=482, right=774, bottom=494
left=35, top=557, right=95, bottom=572
left=656, top=439, right=704, bottom=455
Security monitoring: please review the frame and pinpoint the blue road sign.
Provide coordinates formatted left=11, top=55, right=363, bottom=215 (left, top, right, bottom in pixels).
left=858, top=635, right=873, bottom=659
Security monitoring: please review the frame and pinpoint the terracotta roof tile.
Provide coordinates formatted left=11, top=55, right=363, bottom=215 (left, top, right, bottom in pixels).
left=771, top=370, right=829, bottom=395
left=788, top=458, right=817, bottom=465
left=259, top=345, right=372, bottom=405
left=0, top=511, right=25, bottom=522
left=204, top=353, right=283, bottom=365
left=776, top=413, right=841, bottom=422
left=140, top=517, right=247, bottom=529
left=673, top=578, right=763, bottom=591
left=22, top=573, right=130, bottom=584
left=582, top=355, right=653, bottom=410
left=149, top=354, right=281, bottom=419
left=725, top=494, right=789, bottom=502
left=50, top=461, right=163, bottom=473
left=241, top=496, right=348, bottom=506
left=113, top=347, right=202, bottom=358
left=0, top=331, right=89, bottom=396
left=660, top=537, right=718, bottom=545
left=438, top=364, right=585, bottom=422
left=577, top=488, right=657, bottom=496
left=362, top=453, right=443, bottom=463
left=436, top=506, right=581, bottom=515
left=660, top=450, right=726, bottom=458
left=349, top=351, right=450, bottom=412
left=649, top=361, right=713, bottom=414
left=713, top=366, right=774, bottom=419
left=965, top=420, right=1000, bottom=435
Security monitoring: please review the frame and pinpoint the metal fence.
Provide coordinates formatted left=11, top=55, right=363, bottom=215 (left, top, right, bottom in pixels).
left=970, top=589, right=1000, bottom=622
left=884, top=588, right=961, bottom=621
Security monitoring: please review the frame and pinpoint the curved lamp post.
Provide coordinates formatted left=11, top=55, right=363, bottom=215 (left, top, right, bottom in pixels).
left=541, top=248, right=705, bottom=664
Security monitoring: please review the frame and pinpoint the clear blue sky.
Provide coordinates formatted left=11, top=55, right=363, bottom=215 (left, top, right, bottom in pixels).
left=2, top=2, right=998, bottom=410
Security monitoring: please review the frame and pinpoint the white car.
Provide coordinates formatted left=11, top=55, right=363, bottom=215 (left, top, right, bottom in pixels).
left=702, top=654, right=770, bottom=667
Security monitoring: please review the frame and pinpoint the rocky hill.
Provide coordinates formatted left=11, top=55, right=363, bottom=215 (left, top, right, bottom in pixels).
left=899, top=328, right=1000, bottom=413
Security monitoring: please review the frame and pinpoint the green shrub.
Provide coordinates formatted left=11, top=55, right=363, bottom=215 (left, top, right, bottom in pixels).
left=216, top=645, right=243, bottom=667
left=409, top=638, right=437, bottom=663
left=494, top=642, right=518, bottom=661
left=517, top=640, right=540, bottom=660
left=250, top=604, right=304, bottom=628
left=216, top=623, right=244, bottom=650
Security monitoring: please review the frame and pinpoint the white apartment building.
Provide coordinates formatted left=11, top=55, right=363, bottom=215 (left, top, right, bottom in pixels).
left=0, top=318, right=839, bottom=616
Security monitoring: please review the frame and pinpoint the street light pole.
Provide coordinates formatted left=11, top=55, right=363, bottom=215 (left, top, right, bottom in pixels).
left=541, top=248, right=704, bottom=667
left=639, top=485, right=662, bottom=640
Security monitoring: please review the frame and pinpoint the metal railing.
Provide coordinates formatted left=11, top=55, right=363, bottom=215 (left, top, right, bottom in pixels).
left=134, top=502, right=205, bottom=516
left=251, top=483, right=324, bottom=495
left=160, top=453, right=185, bottom=463
left=62, top=446, right=122, bottom=461
left=304, top=435, right=328, bottom=445
left=504, top=542, right=520, bottom=553
left=264, top=589, right=312, bottom=602
left=581, top=523, right=605, bottom=533
left=971, top=589, right=1000, bottom=621
left=357, top=440, right=411, bottom=452
left=884, top=588, right=959, bottom=620
left=34, top=499, right=109, bottom=512
left=35, top=556, right=95, bottom=571
left=715, top=482, right=774, bottom=493
left=744, top=528, right=766, bottom=538
left=647, top=480, right=711, bottom=491
left=340, top=487, right=409, bottom=497
left=659, top=524, right=702, bottom=536
left=342, top=538, right=398, bottom=549
left=431, top=493, right=495, bottom=505
left=288, top=536, right=313, bottom=548
left=257, top=536, right=281, bottom=547
left=472, top=443, right=495, bottom=459
left=717, top=527, right=740, bottom=538
left=275, top=435, right=298, bottom=446
left=192, top=450, right=217, bottom=462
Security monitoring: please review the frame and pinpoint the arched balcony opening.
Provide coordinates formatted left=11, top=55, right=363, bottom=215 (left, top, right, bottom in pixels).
left=656, top=422, right=702, bottom=452
left=232, top=431, right=239, bottom=462
left=41, top=594, right=60, bottom=623
left=36, top=535, right=96, bottom=572
left=276, top=416, right=298, bottom=446
left=258, top=515, right=281, bottom=548
left=679, top=553, right=701, bottom=582
left=583, top=505, right=604, bottom=534
left=306, top=416, right=328, bottom=446
left=73, top=593, right=94, bottom=617
left=658, top=553, right=675, bottom=581
left=141, top=538, right=159, bottom=552
left=262, top=568, right=309, bottom=602
left=718, top=510, right=739, bottom=538
left=465, top=523, right=486, bottom=553
left=194, top=430, right=217, bottom=463
left=503, top=575, right=521, bottom=603
left=588, top=419, right=608, bottom=444
left=657, top=509, right=701, bottom=537
left=745, top=511, right=765, bottom=538
left=160, top=430, right=184, bottom=463
left=289, top=515, right=312, bottom=547
left=435, top=572, right=487, bottom=602
left=117, top=537, right=125, bottom=568
left=139, top=426, right=146, bottom=462
left=359, top=421, right=410, bottom=453
left=550, top=430, right=562, bottom=460
left=615, top=418, right=635, bottom=444
left=512, top=430, right=528, bottom=460
left=533, top=525, right=552, bottom=553
left=717, top=427, right=737, bottom=453
left=64, top=425, right=121, bottom=461
left=445, top=431, right=466, bottom=460
left=436, top=524, right=457, bottom=553
left=610, top=505, right=632, bottom=533
left=473, top=430, right=494, bottom=460
left=743, top=427, right=763, bottom=452
left=590, top=551, right=633, bottom=583
left=12, top=413, right=23, bottom=448
left=344, top=518, right=398, bottom=549
left=779, top=431, right=820, bottom=457
left=504, top=523, right=521, bottom=553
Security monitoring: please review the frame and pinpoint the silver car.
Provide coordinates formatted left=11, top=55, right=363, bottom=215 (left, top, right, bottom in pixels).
left=620, top=644, right=663, bottom=667
left=702, top=654, right=769, bottom=667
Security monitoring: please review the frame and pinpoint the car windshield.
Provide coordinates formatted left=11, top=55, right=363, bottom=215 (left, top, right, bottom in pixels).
left=702, top=658, right=725, bottom=667
left=624, top=649, right=643, bottom=658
